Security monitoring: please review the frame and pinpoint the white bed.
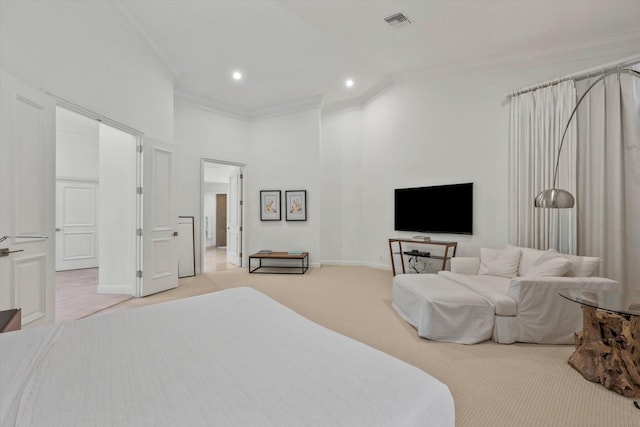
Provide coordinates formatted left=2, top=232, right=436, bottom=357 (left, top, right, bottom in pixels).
left=0, top=287, right=454, bottom=426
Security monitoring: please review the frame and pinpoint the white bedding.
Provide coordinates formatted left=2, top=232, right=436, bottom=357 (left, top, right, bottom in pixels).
left=0, top=287, right=454, bottom=426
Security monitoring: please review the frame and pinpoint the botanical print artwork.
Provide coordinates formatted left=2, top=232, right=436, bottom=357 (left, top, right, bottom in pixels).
left=286, top=190, right=307, bottom=221
left=265, top=196, right=278, bottom=213
left=289, top=196, right=302, bottom=213
left=260, top=190, right=281, bottom=221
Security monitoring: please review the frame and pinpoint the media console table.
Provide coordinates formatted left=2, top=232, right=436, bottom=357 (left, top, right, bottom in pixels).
left=249, top=252, right=309, bottom=274
left=388, top=238, right=457, bottom=276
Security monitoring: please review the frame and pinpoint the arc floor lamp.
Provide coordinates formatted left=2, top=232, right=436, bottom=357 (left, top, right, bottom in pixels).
left=534, top=68, right=640, bottom=209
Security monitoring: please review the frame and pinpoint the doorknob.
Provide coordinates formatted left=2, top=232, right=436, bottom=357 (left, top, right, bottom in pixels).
left=173, top=231, right=179, bottom=237
left=0, top=248, right=24, bottom=257
left=56, top=228, right=61, bottom=232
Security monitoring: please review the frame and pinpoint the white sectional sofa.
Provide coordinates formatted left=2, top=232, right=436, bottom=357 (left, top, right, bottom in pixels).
left=392, top=245, right=618, bottom=344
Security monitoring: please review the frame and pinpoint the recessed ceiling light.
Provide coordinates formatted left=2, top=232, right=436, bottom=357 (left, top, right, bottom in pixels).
left=232, top=71, right=243, bottom=81
left=345, top=79, right=354, bottom=88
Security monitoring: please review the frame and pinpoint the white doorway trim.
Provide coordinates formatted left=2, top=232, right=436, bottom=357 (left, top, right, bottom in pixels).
left=50, top=97, right=144, bottom=298
left=200, top=158, right=246, bottom=275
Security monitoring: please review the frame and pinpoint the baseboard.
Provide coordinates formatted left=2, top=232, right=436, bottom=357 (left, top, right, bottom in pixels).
left=320, top=260, right=392, bottom=271
left=363, top=261, right=392, bottom=271
left=97, top=284, right=134, bottom=295
left=320, top=260, right=365, bottom=266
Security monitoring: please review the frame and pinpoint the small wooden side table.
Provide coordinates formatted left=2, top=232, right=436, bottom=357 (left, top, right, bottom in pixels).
left=249, top=252, right=309, bottom=274
left=0, top=308, right=21, bottom=333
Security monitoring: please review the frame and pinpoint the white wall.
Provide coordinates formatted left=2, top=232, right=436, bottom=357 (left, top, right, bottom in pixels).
left=246, top=110, right=322, bottom=264
left=98, top=125, right=137, bottom=294
left=174, top=104, right=250, bottom=273
left=0, top=1, right=174, bottom=142
left=56, top=113, right=99, bottom=180
left=319, top=108, right=363, bottom=264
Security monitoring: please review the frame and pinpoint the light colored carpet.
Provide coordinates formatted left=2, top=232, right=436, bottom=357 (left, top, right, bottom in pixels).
left=104, top=266, right=640, bottom=426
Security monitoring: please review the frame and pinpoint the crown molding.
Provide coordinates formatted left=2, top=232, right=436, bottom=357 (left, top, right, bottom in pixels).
left=248, top=94, right=323, bottom=120
left=175, top=90, right=324, bottom=121
left=106, top=1, right=181, bottom=80
left=174, top=90, right=249, bottom=121
left=322, top=77, right=393, bottom=115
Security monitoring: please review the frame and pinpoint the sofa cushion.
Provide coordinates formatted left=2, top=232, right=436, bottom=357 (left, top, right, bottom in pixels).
left=507, top=245, right=547, bottom=277
left=438, top=271, right=517, bottom=316
left=478, top=247, right=521, bottom=278
left=527, top=251, right=573, bottom=277
left=561, top=254, right=600, bottom=277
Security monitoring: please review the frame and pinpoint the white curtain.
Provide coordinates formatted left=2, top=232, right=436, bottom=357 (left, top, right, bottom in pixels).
left=576, top=67, right=640, bottom=293
left=509, top=81, right=577, bottom=253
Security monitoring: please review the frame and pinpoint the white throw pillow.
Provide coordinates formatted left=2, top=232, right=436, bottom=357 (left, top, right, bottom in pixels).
left=507, top=244, right=546, bottom=277
left=562, top=254, right=601, bottom=277
left=478, top=247, right=522, bottom=278
left=527, top=251, right=573, bottom=277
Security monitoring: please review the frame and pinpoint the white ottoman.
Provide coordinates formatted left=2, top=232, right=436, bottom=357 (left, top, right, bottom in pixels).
left=392, top=274, right=494, bottom=344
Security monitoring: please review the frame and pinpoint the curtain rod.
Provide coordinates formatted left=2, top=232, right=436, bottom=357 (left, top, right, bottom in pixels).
left=506, top=53, right=640, bottom=98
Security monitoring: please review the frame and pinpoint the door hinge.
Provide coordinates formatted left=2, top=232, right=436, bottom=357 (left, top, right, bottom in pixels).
left=137, top=270, right=143, bottom=278
left=137, top=228, right=143, bottom=236
left=137, top=187, right=143, bottom=195
left=137, top=145, right=143, bottom=153
left=239, top=226, right=243, bottom=232
left=240, top=174, right=243, bottom=179
left=239, top=252, right=242, bottom=258
left=239, top=200, right=243, bottom=206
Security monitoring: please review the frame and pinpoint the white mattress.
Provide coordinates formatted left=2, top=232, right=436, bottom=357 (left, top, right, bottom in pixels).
left=0, top=287, right=454, bottom=427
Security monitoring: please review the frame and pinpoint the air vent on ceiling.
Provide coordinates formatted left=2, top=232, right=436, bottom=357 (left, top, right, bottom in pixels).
left=384, top=12, right=413, bottom=28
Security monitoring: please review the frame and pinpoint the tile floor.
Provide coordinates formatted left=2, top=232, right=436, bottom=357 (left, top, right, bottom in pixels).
left=55, top=268, right=131, bottom=323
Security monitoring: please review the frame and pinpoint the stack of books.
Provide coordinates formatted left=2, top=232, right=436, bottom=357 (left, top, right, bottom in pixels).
left=257, top=250, right=272, bottom=254
left=287, top=250, right=303, bottom=255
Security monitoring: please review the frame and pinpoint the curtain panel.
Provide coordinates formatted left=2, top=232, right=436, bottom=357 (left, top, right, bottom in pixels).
left=508, top=81, right=577, bottom=253
left=576, top=67, right=640, bottom=293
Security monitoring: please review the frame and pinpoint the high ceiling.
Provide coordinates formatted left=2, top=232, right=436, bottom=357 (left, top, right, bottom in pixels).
left=5, top=1, right=640, bottom=116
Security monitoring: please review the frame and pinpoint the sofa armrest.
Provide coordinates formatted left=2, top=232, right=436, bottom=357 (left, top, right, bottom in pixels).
left=450, top=257, right=480, bottom=275
left=508, top=276, right=619, bottom=304
left=506, top=276, right=619, bottom=343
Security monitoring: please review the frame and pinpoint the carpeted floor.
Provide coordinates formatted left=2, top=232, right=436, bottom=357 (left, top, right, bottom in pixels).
left=104, top=266, right=640, bottom=426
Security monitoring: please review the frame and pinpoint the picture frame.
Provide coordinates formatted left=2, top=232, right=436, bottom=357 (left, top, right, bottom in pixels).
left=260, top=190, right=281, bottom=221
left=285, top=190, right=307, bottom=221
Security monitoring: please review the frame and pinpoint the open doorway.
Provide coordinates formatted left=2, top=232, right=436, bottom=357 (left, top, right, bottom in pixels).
left=55, top=107, right=137, bottom=322
left=201, top=159, right=244, bottom=273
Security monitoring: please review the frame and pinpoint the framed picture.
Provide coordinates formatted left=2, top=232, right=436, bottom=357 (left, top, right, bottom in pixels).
left=260, top=190, right=281, bottom=221
left=285, top=190, right=307, bottom=221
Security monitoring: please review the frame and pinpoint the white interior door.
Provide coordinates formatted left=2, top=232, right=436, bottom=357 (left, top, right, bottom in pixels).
left=141, top=139, right=178, bottom=296
left=0, top=70, right=56, bottom=326
left=226, top=170, right=242, bottom=266
left=55, top=179, right=99, bottom=271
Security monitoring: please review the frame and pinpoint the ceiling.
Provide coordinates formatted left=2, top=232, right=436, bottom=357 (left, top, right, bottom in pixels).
left=115, top=0, right=640, bottom=115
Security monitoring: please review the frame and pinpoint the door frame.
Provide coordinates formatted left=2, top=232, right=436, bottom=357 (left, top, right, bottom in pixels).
left=200, top=158, right=245, bottom=274
left=52, top=97, right=144, bottom=297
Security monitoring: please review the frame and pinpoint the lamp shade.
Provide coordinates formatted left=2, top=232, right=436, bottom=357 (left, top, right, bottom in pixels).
left=534, top=188, right=575, bottom=208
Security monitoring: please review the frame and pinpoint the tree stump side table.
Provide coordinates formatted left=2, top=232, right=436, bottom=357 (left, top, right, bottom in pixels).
left=559, top=289, right=640, bottom=403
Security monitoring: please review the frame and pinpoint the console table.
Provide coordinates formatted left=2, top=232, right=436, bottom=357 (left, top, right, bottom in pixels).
left=388, top=238, right=457, bottom=276
left=249, top=252, right=309, bottom=274
left=559, top=288, right=640, bottom=406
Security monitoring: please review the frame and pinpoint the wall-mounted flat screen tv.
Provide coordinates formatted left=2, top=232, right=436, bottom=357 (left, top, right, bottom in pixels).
left=394, top=183, right=473, bottom=234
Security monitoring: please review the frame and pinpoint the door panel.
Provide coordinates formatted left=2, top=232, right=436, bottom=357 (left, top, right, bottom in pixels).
left=226, top=171, right=242, bottom=266
left=55, top=180, right=99, bottom=271
left=0, top=70, right=55, bottom=326
left=141, top=141, right=177, bottom=296
left=216, top=194, right=227, bottom=247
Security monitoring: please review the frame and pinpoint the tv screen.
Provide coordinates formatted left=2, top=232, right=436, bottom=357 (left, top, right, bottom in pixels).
left=394, top=183, right=473, bottom=234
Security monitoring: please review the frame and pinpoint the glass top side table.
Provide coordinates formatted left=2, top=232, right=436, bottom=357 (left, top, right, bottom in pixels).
left=559, top=288, right=640, bottom=409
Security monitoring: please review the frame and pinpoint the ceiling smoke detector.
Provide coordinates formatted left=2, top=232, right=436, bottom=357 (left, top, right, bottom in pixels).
left=384, top=12, right=413, bottom=28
